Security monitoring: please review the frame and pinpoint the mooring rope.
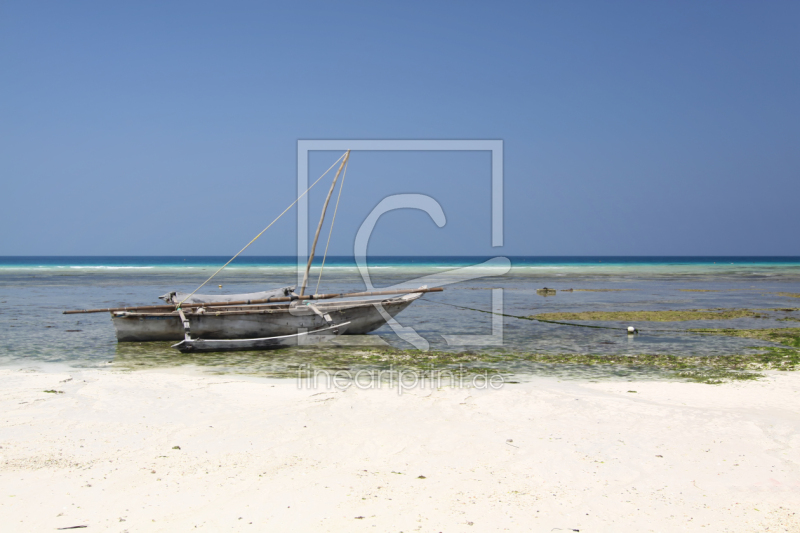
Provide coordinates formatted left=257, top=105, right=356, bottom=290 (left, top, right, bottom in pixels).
left=177, top=152, right=348, bottom=307
left=421, top=298, right=703, bottom=335
left=422, top=298, right=629, bottom=330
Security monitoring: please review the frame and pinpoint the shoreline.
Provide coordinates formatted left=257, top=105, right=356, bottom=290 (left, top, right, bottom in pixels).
left=1, top=368, right=798, bottom=531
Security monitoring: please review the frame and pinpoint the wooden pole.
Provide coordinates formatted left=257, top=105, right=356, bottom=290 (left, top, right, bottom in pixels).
left=62, top=287, right=443, bottom=314
left=299, top=150, right=350, bottom=296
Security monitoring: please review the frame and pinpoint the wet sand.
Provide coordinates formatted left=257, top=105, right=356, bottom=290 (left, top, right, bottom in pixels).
left=1, top=369, right=799, bottom=532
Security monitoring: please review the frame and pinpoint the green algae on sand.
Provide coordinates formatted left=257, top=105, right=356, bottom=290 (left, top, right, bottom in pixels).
left=531, top=308, right=771, bottom=322
left=688, top=327, right=800, bottom=347
left=110, top=326, right=800, bottom=385
left=110, top=341, right=800, bottom=385
left=512, top=348, right=799, bottom=383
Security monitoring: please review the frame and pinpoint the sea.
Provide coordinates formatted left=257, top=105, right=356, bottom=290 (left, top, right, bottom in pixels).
left=1, top=256, right=799, bottom=377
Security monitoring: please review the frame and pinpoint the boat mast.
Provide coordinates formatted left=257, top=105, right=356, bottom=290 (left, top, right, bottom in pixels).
left=298, top=150, right=350, bottom=296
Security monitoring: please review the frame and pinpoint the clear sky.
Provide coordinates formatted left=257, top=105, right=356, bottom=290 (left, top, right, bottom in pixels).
left=1, top=1, right=798, bottom=256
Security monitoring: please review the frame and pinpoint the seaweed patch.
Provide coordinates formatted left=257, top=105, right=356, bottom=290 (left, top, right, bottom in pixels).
left=772, top=292, right=800, bottom=299
left=678, top=289, right=721, bottom=293
left=688, top=327, right=800, bottom=347
left=531, top=309, right=770, bottom=322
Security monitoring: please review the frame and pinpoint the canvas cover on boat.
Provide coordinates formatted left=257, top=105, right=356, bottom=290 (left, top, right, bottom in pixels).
left=159, top=286, right=295, bottom=304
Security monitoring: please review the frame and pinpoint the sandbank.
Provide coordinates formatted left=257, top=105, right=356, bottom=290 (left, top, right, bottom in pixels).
left=1, top=368, right=799, bottom=532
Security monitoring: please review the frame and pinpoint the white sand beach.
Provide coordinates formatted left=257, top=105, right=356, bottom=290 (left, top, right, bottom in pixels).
left=1, top=368, right=799, bottom=532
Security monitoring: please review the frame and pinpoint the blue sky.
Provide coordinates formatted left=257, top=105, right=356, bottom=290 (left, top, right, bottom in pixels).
left=1, top=1, right=798, bottom=256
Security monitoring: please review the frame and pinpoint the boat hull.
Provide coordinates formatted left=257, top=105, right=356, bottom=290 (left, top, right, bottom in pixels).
left=112, top=293, right=421, bottom=342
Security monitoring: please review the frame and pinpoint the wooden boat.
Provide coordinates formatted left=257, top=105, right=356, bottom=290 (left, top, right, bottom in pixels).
left=110, top=290, right=425, bottom=342
left=63, top=151, right=440, bottom=352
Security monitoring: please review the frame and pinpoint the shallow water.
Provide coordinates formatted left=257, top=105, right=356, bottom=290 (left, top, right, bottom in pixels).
left=1, top=256, right=799, bottom=377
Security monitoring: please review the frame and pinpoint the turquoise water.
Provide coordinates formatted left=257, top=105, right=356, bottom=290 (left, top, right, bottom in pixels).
left=3, top=255, right=800, bottom=271
left=1, top=256, right=799, bottom=375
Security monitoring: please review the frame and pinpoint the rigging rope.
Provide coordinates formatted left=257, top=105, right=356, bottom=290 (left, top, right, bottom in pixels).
left=314, top=158, right=349, bottom=295
left=177, top=152, right=348, bottom=307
